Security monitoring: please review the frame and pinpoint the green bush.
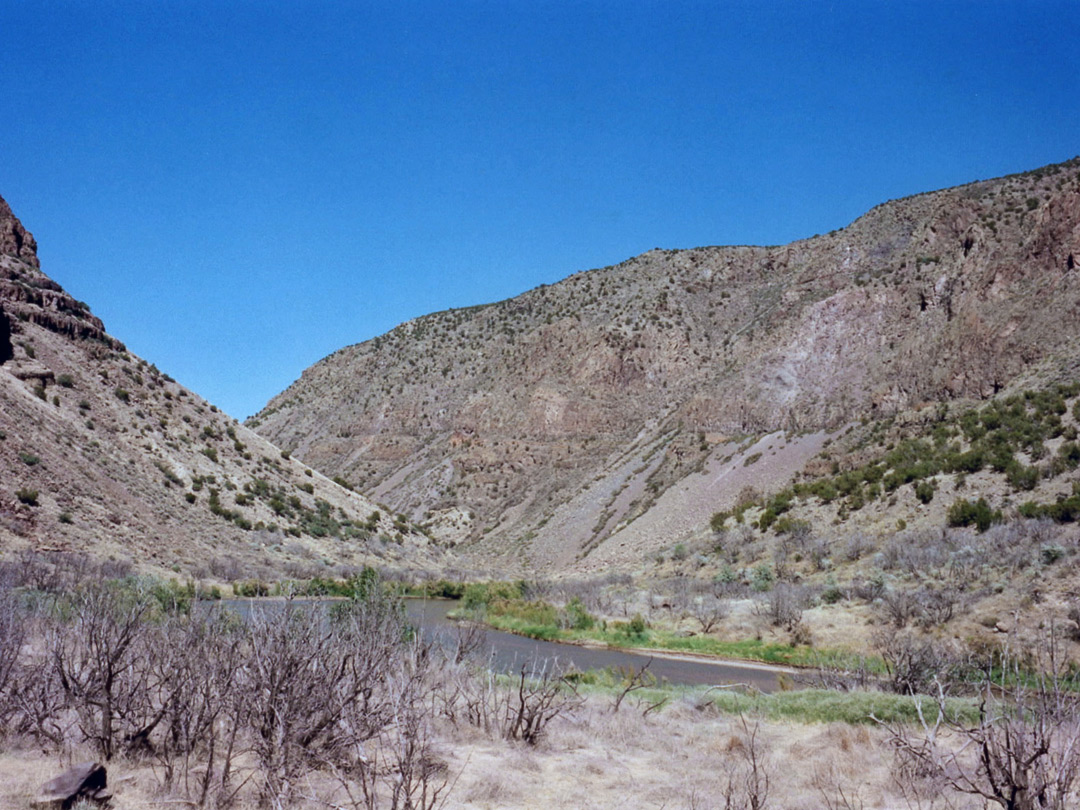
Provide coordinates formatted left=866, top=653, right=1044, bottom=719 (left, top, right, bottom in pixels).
left=234, top=579, right=269, bottom=597
left=1006, top=463, right=1039, bottom=491
left=946, top=497, right=1001, bottom=532
left=19, top=451, right=40, bottom=466
left=1041, top=545, right=1066, bottom=564
left=752, top=563, right=774, bottom=592
left=462, top=580, right=524, bottom=610
left=710, top=511, right=730, bottom=532
left=914, top=480, right=936, bottom=504
left=114, top=388, right=130, bottom=403
left=15, top=488, right=39, bottom=506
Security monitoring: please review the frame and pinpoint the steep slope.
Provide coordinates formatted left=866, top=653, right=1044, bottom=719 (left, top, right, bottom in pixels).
left=0, top=195, right=444, bottom=579
left=251, top=158, right=1080, bottom=571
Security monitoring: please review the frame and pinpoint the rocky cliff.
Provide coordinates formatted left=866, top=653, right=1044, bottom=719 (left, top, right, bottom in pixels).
left=251, top=158, right=1080, bottom=571
left=0, top=195, right=444, bottom=579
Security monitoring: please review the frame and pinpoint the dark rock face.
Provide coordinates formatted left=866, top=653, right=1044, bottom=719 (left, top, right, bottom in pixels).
left=0, top=306, right=12, bottom=365
left=32, top=762, right=110, bottom=809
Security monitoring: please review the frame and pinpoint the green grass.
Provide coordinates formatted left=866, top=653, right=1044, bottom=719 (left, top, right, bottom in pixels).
left=568, top=671, right=979, bottom=725
left=459, top=606, right=877, bottom=671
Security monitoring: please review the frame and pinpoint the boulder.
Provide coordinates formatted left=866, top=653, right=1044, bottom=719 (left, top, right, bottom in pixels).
left=32, top=762, right=111, bottom=809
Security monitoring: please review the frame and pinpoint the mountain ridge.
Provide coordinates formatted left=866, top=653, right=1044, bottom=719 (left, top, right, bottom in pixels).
left=251, top=157, right=1080, bottom=571
left=0, top=196, right=445, bottom=580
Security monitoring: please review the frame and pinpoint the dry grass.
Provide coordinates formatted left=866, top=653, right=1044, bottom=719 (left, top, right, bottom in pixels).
left=0, top=693, right=993, bottom=810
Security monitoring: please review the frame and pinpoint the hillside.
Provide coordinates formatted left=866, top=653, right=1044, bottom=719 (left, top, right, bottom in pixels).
left=0, top=195, right=445, bottom=580
left=251, top=158, right=1080, bottom=572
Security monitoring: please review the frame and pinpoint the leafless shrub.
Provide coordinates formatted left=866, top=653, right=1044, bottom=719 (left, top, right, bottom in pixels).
left=439, top=656, right=581, bottom=745
left=755, top=583, right=810, bottom=632
left=47, top=582, right=154, bottom=760
left=0, top=590, right=27, bottom=732
left=244, top=594, right=404, bottom=806
left=771, top=537, right=793, bottom=581
left=442, top=619, right=489, bottom=666
left=873, top=629, right=965, bottom=696
left=151, top=611, right=249, bottom=807
left=325, top=639, right=449, bottom=810
left=805, top=534, right=832, bottom=572
left=689, top=594, right=730, bottom=634
left=610, top=660, right=660, bottom=714
left=813, top=761, right=866, bottom=810
left=844, top=531, right=875, bottom=562
left=917, top=585, right=965, bottom=628
left=208, top=555, right=245, bottom=582
left=878, top=634, right=1080, bottom=810
left=716, top=714, right=772, bottom=810
left=503, top=659, right=582, bottom=744
left=878, top=588, right=924, bottom=629
left=802, top=653, right=877, bottom=693
left=851, top=575, right=886, bottom=603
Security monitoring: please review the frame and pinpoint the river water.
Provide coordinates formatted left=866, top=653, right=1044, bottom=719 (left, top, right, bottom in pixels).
left=217, top=598, right=781, bottom=692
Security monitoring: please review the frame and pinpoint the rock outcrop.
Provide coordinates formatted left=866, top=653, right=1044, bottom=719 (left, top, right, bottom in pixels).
left=0, top=194, right=38, bottom=268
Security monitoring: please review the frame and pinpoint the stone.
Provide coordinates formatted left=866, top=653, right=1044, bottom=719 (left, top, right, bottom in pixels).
left=31, top=762, right=110, bottom=810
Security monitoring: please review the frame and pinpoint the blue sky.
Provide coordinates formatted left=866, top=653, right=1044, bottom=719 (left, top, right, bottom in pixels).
left=2, top=1, right=1078, bottom=419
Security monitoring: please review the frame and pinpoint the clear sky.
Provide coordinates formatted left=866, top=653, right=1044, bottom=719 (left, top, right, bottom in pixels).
left=2, top=1, right=1078, bottom=419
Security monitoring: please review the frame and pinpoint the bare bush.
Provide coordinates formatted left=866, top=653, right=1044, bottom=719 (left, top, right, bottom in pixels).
left=879, top=588, right=924, bottom=629
left=245, top=594, right=405, bottom=806
left=844, top=531, right=875, bottom=562
left=917, top=585, right=965, bottom=628
left=47, top=583, right=154, bottom=760
left=438, top=656, right=581, bottom=745
left=0, top=590, right=27, bottom=732
left=879, top=634, right=1080, bottom=810
left=873, top=629, right=965, bottom=696
left=689, top=594, right=730, bottom=634
left=755, top=583, right=810, bottom=632
left=716, top=715, right=772, bottom=810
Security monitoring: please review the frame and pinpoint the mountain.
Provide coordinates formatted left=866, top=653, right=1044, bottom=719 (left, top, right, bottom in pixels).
left=250, top=158, right=1080, bottom=573
left=0, top=195, right=444, bottom=580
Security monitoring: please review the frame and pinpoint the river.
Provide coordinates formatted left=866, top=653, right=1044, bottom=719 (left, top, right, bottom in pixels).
left=216, top=597, right=783, bottom=693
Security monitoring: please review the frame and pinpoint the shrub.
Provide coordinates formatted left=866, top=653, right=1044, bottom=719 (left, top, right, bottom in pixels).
left=710, top=511, right=730, bottom=532
left=58, top=511, right=73, bottom=524
left=15, top=488, right=39, bottom=506
left=19, top=451, right=40, bottom=466
left=1041, top=544, right=1066, bottom=565
left=1007, top=462, right=1039, bottom=491
left=114, top=388, right=130, bottom=402
left=751, top=563, right=774, bottom=592
left=57, top=373, right=75, bottom=388
left=914, top=480, right=936, bottom=504
left=946, top=497, right=1001, bottom=532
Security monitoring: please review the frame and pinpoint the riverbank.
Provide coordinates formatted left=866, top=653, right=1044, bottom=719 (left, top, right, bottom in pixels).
left=451, top=604, right=880, bottom=675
